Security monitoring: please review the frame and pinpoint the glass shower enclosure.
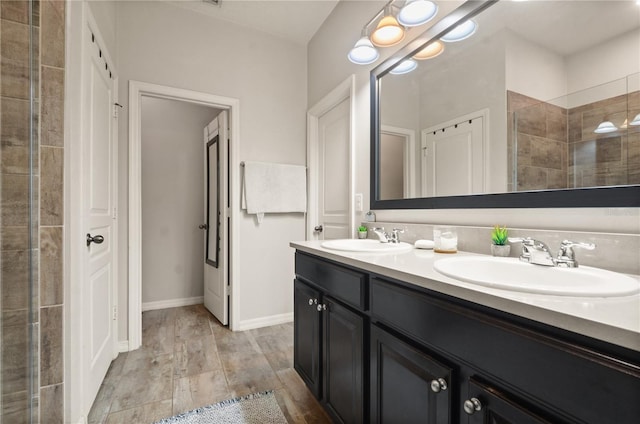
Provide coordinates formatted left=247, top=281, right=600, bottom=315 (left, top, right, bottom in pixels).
left=1, top=0, right=40, bottom=422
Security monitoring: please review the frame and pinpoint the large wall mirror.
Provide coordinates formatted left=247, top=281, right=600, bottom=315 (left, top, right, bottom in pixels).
left=371, top=0, right=640, bottom=209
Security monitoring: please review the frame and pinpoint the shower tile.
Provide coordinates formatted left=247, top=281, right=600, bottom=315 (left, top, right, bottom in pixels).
left=1, top=19, right=30, bottom=100
left=1, top=390, right=29, bottom=424
left=547, top=169, right=566, bottom=189
left=40, top=305, right=63, bottom=386
left=1, top=174, right=30, bottom=226
left=40, top=383, right=64, bottom=423
left=40, top=226, right=62, bottom=306
left=2, top=308, right=28, bottom=327
left=545, top=103, right=567, bottom=143
left=1, top=1, right=30, bottom=24
left=1, top=322, right=29, bottom=394
left=1, top=97, right=30, bottom=146
left=516, top=102, right=546, bottom=138
left=530, top=137, right=563, bottom=170
left=1, top=226, right=29, bottom=251
left=40, top=0, right=65, bottom=68
left=40, top=66, right=64, bottom=147
left=1, top=249, right=30, bottom=310
left=40, top=146, right=63, bottom=226
left=517, top=166, right=547, bottom=191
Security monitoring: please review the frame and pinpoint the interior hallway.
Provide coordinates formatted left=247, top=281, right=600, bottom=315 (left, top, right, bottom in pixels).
left=88, top=305, right=331, bottom=423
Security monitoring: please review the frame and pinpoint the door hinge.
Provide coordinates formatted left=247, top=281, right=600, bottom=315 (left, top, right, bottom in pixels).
left=112, top=305, right=118, bottom=320
left=113, top=102, right=123, bottom=118
left=113, top=207, right=117, bottom=220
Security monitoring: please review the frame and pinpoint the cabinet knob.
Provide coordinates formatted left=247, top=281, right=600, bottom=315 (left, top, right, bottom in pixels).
left=430, top=378, right=448, bottom=393
left=317, top=304, right=327, bottom=312
left=463, top=398, right=482, bottom=415
left=308, top=298, right=318, bottom=306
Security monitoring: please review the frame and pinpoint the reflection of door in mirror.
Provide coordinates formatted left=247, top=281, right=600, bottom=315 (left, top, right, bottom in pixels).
left=380, top=125, right=416, bottom=199
left=421, top=115, right=484, bottom=197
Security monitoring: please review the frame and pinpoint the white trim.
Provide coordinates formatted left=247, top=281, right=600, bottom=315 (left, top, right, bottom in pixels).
left=129, top=81, right=241, bottom=349
left=65, top=3, right=119, bottom=422
left=236, top=313, right=294, bottom=331
left=142, top=296, right=204, bottom=312
left=118, top=341, right=129, bottom=353
left=380, top=125, right=417, bottom=198
left=306, top=75, right=356, bottom=240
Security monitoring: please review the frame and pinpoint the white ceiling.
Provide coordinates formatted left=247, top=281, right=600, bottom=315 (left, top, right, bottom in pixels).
left=167, top=0, right=340, bottom=45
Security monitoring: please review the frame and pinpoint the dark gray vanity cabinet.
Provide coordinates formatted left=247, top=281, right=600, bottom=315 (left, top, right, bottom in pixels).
left=370, top=324, right=452, bottom=424
left=294, top=251, right=640, bottom=424
left=294, top=253, right=367, bottom=424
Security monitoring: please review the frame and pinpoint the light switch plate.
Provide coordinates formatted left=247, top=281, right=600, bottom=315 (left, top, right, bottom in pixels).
left=355, top=193, right=363, bottom=212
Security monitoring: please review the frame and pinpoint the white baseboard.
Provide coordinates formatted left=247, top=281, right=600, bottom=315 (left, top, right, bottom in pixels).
left=236, top=312, right=293, bottom=331
left=118, top=340, right=129, bottom=353
left=141, top=296, right=204, bottom=312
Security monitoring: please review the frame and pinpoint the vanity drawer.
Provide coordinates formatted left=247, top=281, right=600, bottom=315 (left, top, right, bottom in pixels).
left=295, top=252, right=367, bottom=310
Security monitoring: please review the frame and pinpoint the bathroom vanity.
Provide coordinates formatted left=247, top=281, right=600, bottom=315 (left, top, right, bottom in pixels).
left=291, top=241, right=640, bottom=424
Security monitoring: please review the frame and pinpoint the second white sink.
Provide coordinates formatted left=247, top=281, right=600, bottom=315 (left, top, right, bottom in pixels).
left=321, top=239, right=413, bottom=253
left=434, top=256, right=640, bottom=297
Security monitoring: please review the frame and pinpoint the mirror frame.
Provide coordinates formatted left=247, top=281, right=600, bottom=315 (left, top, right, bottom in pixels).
left=370, top=0, right=640, bottom=209
left=206, top=135, right=220, bottom=268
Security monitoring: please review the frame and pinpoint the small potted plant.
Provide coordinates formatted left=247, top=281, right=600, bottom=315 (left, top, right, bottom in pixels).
left=490, top=225, right=511, bottom=257
left=357, top=225, right=368, bottom=239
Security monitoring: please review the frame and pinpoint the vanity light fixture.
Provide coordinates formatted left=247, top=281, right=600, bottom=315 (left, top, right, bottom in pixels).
left=389, top=59, right=418, bottom=75
left=593, top=121, right=618, bottom=134
left=630, top=113, right=640, bottom=126
left=371, top=6, right=406, bottom=47
left=440, top=19, right=477, bottom=42
left=348, top=33, right=380, bottom=65
left=398, top=0, right=438, bottom=27
left=413, top=40, right=444, bottom=60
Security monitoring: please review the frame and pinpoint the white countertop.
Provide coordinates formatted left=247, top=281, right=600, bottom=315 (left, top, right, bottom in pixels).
left=291, top=240, right=640, bottom=352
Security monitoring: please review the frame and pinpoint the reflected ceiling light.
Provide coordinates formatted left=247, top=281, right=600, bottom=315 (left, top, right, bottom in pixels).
left=398, top=0, right=438, bottom=27
left=348, top=36, right=379, bottom=65
left=593, top=121, right=618, bottom=134
left=371, top=7, right=405, bottom=47
left=441, top=19, right=477, bottom=42
left=630, top=113, right=640, bottom=126
left=413, top=40, right=444, bottom=60
left=389, top=59, right=418, bottom=75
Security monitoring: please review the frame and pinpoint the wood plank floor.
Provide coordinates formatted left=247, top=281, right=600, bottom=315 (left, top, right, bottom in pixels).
left=88, top=304, right=332, bottom=424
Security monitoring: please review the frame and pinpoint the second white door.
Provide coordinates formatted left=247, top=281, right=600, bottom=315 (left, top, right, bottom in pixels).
left=203, top=111, right=229, bottom=325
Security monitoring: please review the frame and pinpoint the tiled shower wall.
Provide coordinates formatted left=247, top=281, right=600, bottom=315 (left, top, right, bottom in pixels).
left=1, top=0, right=65, bottom=422
left=507, top=90, right=640, bottom=191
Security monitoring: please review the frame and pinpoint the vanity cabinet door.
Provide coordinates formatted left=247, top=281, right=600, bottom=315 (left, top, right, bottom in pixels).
left=463, top=379, right=558, bottom=424
left=323, top=297, right=365, bottom=424
left=294, top=279, right=322, bottom=397
left=370, top=325, right=452, bottom=424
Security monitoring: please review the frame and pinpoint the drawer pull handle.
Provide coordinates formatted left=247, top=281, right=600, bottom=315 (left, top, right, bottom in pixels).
left=430, top=378, right=448, bottom=393
left=463, top=398, right=482, bottom=415
left=317, top=304, right=327, bottom=312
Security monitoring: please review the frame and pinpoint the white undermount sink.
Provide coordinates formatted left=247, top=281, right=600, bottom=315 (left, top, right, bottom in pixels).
left=321, top=239, right=413, bottom=253
left=434, top=256, right=640, bottom=297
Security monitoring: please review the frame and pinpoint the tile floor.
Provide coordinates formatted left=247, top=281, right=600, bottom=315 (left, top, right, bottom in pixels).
left=88, top=304, right=331, bottom=423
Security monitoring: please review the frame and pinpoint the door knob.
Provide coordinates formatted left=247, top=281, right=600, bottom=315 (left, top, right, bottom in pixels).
left=198, top=224, right=209, bottom=230
left=314, top=225, right=323, bottom=233
left=86, top=233, right=104, bottom=247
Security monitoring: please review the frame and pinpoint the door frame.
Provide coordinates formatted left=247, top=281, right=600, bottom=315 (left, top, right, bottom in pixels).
left=306, top=75, right=356, bottom=240
left=128, top=81, right=241, bottom=349
left=65, top=3, right=119, bottom=422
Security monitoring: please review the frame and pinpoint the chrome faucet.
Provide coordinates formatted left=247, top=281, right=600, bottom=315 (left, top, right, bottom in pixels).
left=371, top=227, right=404, bottom=244
left=508, top=237, right=595, bottom=268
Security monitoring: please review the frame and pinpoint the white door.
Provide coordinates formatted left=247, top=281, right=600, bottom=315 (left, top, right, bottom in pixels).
left=82, top=23, right=118, bottom=412
left=203, top=111, right=229, bottom=325
left=317, top=98, right=351, bottom=240
left=422, top=117, right=484, bottom=197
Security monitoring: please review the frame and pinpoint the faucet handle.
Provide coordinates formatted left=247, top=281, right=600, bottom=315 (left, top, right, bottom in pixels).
left=557, top=240, right=595, bottom=267
left=392, top=228, right=405, bottom=234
